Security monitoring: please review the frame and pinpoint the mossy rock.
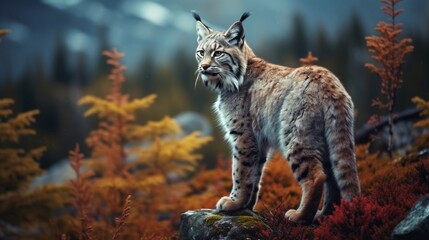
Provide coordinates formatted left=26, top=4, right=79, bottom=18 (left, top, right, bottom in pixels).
left=180, top=209, right=271, bottom=240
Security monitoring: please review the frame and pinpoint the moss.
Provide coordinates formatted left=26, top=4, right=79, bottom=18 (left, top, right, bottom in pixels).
left=191, top=210, right=271, bottom=239
left=237, top=216, right=270, bottom=234
left=218, top=209, right=261, bottom=217
left=203, top=215, right=222, bottom=225
left=235, top=216, right=263, bottom=228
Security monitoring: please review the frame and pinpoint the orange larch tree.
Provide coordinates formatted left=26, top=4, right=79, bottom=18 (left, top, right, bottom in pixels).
left=69, top=144, right=94, bottom=240
left=299, top=51, right=319, bottom=66
left=365, top=0, right=414, bottom=156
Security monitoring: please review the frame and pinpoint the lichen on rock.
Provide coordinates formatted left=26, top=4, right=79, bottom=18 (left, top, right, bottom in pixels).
left=180, top=209, right=271, bottom=240
left=391, top=194, right=429, bottom=240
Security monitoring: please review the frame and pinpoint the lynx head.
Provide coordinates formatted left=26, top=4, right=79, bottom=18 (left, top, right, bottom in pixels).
left=192, top=11, right=252, bottom=92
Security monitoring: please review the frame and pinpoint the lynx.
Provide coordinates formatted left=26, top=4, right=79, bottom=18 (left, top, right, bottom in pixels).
left=192, top=12, right=360, bottom=224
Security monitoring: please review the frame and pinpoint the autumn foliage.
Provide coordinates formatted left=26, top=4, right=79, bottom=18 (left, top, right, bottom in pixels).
left=69, top=145, right=94, bottom=240
left=0, top=99, right=69, bottom=239
left=0, top=99, right=44, bottom=189
left=257, top=153, right=301, bottom=211
left=315, top=197, right=401, bottom=240
left=365, top=0, right=414, bottom=155
left=65, top=49, right=212, bottom=239
left=412, top=96, right=429, bottom=150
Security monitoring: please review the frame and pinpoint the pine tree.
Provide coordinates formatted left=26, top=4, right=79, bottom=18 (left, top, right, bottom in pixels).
left=365, top=0, right=414, bottom=156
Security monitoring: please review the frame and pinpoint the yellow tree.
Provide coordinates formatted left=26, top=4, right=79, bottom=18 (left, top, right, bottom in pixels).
left=0, top=99, right=44, bottom=192
left=78, top=49, right=212, bottom=238
left=412, top=96, right=429, bottom=150
left=0, top=99, right=68, bottom=238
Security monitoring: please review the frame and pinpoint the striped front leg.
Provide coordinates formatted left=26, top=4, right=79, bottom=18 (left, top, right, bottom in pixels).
left=216, top=131, right=265, bottom=212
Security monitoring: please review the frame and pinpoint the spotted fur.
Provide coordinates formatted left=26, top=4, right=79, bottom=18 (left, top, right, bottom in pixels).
left=193, top=12, right=360, bottom=224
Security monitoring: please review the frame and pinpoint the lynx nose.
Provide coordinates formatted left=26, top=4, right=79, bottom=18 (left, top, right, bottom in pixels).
left=201, top=63, right=210, bottom=70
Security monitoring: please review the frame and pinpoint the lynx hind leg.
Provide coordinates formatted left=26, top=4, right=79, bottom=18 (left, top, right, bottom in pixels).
left=314, top=170, right=341, bottom=222
left=285, top=149, right=326, bottom=224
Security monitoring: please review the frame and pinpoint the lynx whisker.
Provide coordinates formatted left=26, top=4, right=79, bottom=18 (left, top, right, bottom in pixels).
left=194, top=72, right=201, bottom=89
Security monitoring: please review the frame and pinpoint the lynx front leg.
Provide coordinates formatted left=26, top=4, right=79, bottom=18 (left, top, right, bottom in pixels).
left=216, top=134, right=265, bottom=212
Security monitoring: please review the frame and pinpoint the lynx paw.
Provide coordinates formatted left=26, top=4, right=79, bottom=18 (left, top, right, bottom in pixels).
left=215, top=196, right=243, bottom=212
left=285, top=209, right=301, bottom=222
left=285, top=209, right=315, bottom=224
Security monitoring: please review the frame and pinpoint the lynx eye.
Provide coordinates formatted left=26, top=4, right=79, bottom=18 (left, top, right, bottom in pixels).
left=213, top=51, right=224, bottom=58
left=196, top=50, right=204, bottom=58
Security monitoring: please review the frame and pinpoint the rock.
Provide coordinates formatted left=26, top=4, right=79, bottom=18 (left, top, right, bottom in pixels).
left=391, top=194, right=429, bottom=240
left=179, top=209, right=271, bottom=240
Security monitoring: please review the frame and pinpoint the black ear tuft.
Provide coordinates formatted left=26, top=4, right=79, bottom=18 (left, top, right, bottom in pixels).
left=191, top=10, right=201, bottom=21
left=240, top=12, right=251, bottom=22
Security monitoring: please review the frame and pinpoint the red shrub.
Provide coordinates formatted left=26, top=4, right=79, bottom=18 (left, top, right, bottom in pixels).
left=315, top=162, right=429, bottom=240
left=368, top=174, right=420, bottom=209
left=262, top=204, right=314, bottom=240
left=314, top=196, right=402, bottom=240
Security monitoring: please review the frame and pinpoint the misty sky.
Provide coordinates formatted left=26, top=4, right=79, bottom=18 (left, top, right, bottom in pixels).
left=0, top=0, right=428, bottom=79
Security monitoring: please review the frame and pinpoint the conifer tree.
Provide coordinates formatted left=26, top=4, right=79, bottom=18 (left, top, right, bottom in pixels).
left=299, top=51, right=318, bottom=66
left=69, top=144, right=94, bottom=240
left=78, top=49, right=212, bottom=237
left=365, top=0, right=414, bottom=156
left=79, top=48, right=211, bottom=181
left=0, top=99, right=68, bottom=237
left=412, top=96, right=429, bottom=150
left=0, top=99, right=44, bottom=192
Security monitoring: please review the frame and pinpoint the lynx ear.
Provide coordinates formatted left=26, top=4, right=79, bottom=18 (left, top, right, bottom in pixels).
left=192, top=11, right=211, bottom=43
left=224, top=21, right=244, bottom=47
left=196, top=21, right=210, bottom=43
left=224, top=12, right=250, bottom=48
